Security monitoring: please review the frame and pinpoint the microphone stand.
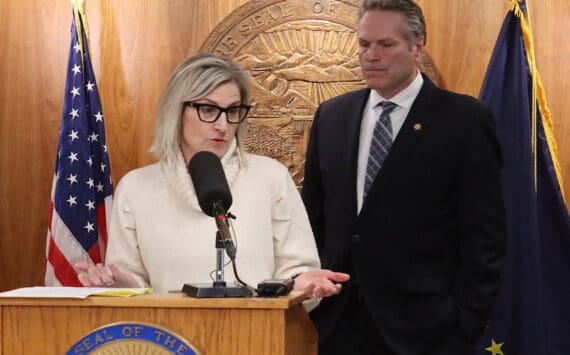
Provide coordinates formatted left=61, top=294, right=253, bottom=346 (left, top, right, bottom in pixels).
left=182, top=214, right=252, bottom=298
left=213, top=231, right=226, bottom=287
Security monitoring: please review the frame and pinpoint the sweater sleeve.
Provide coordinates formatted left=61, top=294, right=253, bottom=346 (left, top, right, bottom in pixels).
left=271, top=166, right=321, bottom=280
left=105, top=175, right=151, bottom=288
left=269, top=167, right=321, bottom=312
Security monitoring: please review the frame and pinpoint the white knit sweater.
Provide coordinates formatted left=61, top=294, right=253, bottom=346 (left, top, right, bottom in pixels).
left=106, top=146, right=320, bottom=294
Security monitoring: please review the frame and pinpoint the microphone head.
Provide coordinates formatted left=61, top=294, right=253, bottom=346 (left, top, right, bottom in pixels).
left=188, top=151, right=233, bottom=217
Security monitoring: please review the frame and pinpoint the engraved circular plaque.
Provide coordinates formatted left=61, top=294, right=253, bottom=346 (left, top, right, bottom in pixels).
left=201, top=0, right=439, bottom=185
left=66, top=322, right=201, bottom=355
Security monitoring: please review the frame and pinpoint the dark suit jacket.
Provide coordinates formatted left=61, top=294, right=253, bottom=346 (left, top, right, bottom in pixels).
left=302, top=76, right=505, bottom=355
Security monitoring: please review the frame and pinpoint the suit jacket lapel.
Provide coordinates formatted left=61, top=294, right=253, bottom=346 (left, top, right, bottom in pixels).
left=358, top=77, right=440, bottom=218
left=342, top=89, right=370, bottom=220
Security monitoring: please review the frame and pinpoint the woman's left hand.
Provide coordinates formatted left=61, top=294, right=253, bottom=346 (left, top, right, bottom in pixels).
left=293, top=269, right=350, bottom=298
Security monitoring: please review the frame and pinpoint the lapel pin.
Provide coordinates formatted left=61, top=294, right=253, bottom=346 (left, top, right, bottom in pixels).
left=413, top=123, right=422, bottom=131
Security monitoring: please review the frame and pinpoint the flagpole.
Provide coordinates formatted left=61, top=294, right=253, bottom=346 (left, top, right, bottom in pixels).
left=71, top=0, right=88, bottom=67
left=524, top=0, right=539, bottom=193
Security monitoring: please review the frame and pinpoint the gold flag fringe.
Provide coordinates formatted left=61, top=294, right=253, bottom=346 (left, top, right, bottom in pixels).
left=509, top=0, right=565, bottom=200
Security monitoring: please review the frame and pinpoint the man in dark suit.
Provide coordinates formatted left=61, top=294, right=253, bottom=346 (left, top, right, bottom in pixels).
left=302, top=1, right=505, bottom=354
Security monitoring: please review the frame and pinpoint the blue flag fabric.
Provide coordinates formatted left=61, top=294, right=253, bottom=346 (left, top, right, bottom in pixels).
left=45, top=6, right=113, bottom=286
left=474, top=1, right=570, bottom=354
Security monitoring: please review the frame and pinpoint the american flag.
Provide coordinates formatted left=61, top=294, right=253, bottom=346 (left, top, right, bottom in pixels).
left=45, top=8, right=113, bottom=286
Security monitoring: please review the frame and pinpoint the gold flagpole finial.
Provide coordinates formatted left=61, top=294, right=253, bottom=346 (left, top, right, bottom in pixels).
left=69, top=0, right=91, bottom=73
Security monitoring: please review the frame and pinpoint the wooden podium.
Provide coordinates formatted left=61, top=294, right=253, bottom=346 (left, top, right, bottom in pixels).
left=0, top=291, right=317, bottom=354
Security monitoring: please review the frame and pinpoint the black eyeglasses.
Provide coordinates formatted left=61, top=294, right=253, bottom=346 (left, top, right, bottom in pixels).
left=183, top=101, right=251, bottom=124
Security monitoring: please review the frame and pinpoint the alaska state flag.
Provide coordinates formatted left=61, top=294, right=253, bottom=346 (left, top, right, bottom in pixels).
left=45, top=1, right=113, bottom=286
left=473, top=1, right=570, bottom=354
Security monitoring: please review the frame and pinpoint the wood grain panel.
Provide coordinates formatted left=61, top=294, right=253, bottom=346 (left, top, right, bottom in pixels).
left=2, top=307, right=284, bottom=354
left=0, top=0, right=70, bottom=291
left=0, top=293, right=314, bottom=354
left=1, top=0, right=569, bottom=291
left=420, top=0, right=509, bottom=94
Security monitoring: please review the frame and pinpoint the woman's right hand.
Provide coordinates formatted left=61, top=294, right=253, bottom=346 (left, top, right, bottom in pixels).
left=74, top=261, right=138, bottom=288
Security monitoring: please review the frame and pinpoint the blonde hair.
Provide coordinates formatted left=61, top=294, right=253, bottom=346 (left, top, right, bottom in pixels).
left=151, top=53, right=252, bottom=166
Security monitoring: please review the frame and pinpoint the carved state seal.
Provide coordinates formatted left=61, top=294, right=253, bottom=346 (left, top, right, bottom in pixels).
left=201, top=0, right=439, bottom=185
left=66, top=322, right=201, bottom=355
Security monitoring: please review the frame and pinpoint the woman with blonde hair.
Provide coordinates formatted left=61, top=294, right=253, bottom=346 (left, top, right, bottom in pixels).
left=75, top=53, right=348, bottom=302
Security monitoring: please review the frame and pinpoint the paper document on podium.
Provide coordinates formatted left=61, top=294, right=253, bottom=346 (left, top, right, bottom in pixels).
left=0, top=286, right=152, bottom=299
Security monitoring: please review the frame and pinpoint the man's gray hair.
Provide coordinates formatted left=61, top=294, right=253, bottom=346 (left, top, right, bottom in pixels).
left=150, top=53, right=251, bottom=166
left=358, top=0, right=426, bottom=45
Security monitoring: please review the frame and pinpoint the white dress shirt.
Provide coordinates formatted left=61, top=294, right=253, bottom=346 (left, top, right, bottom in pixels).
left=356, top=72, right=424, bottom=213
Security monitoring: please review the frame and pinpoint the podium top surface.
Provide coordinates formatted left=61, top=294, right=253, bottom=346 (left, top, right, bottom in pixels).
left=0, top=290, right=308, bottom=309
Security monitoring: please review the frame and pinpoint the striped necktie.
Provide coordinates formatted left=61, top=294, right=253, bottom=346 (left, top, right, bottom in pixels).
left=364, top=101, right=397, bottom=199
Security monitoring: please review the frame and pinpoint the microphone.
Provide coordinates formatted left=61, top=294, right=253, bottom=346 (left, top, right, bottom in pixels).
left=189, top=151, right=232, bottom=217
left=188, top=151, right=236, bottom=260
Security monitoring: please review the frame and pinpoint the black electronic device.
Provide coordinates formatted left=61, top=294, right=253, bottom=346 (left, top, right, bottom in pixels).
left=257, top=278, right=295, bottom=297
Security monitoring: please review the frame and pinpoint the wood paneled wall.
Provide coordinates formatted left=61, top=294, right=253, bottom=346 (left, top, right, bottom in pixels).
left=0, top=0, right=568, bottom=291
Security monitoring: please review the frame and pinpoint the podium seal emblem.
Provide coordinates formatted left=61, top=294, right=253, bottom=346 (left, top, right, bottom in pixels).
left=67, top=322, right=201, bottom=355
